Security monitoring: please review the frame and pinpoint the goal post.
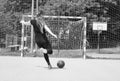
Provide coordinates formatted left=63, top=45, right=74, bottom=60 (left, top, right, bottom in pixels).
left=43, top=16, right=87, bottom=59
left=21, top=15, right=87, bottom=58
left=21, top=15, right=33, bottom=57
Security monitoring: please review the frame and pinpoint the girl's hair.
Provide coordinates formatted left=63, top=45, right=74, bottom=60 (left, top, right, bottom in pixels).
left=36, top=17, right=45, bottom=33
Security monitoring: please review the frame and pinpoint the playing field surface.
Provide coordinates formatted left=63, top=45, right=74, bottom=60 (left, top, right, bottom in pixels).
left=0, top=56, right=120, bottom=81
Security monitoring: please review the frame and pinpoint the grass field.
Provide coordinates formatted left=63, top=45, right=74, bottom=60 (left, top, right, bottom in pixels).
left=0, top=47, right=120, bottom=60
left=0, top=48, right=83, bottom=58
left=87, top=47, right=120, bottom=54
left=0, top=56, right=120, bottom=81
left=86, top=47, right=120, bottom=60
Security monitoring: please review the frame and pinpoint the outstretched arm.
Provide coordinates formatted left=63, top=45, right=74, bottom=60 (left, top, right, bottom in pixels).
left=44, top=24, right=57, bottom=38
left=20, top=20, right=31, bottom=25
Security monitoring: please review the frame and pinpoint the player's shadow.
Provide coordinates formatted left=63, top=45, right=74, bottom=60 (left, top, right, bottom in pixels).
left=37, top=66, right=60, bottom=69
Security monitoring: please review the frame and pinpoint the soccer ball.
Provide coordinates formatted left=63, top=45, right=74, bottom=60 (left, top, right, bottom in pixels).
left=57, top=60, right=65, bottom=68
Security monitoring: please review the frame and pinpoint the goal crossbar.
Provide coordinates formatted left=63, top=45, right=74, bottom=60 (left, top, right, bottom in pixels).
left=23, top=15, right=84, bottom=19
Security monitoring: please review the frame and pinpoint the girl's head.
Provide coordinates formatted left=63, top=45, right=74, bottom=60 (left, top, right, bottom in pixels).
left=32, top=11, right=43, bottom=20
left=35, top=11, right=44, bottom=21
left=36, top=11, right=43, bottom=17
left=36, top=11, right=45, bottom=33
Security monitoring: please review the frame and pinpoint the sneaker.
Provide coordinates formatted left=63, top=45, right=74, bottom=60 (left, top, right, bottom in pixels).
left=48, top=65, right=52, bottom=69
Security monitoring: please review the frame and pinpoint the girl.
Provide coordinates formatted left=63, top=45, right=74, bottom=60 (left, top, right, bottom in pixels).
left=20, top=14, right=57, bottom=69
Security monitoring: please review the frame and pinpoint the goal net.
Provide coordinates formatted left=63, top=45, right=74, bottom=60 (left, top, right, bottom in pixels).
left=21, top=15, right=87, bottom=58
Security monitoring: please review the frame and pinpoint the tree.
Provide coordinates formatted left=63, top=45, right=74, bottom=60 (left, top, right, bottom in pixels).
left=1, top=0, right=96, bottom=34
left=4, top=0, right=31, bottom=13
left=43, top=0, right=93, bottom=16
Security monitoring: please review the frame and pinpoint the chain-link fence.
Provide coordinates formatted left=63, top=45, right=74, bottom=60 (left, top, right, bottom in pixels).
left=86, top=22, right=120, bottom=59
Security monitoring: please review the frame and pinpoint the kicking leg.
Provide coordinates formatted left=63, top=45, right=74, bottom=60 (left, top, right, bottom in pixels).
left=41, top=48, right=52, bottom=69
left=43, top=54, right=52, bottom=69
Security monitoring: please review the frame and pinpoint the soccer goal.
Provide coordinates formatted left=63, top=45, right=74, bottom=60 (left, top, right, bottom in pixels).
left=21, top=15, right=87, bottom=58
